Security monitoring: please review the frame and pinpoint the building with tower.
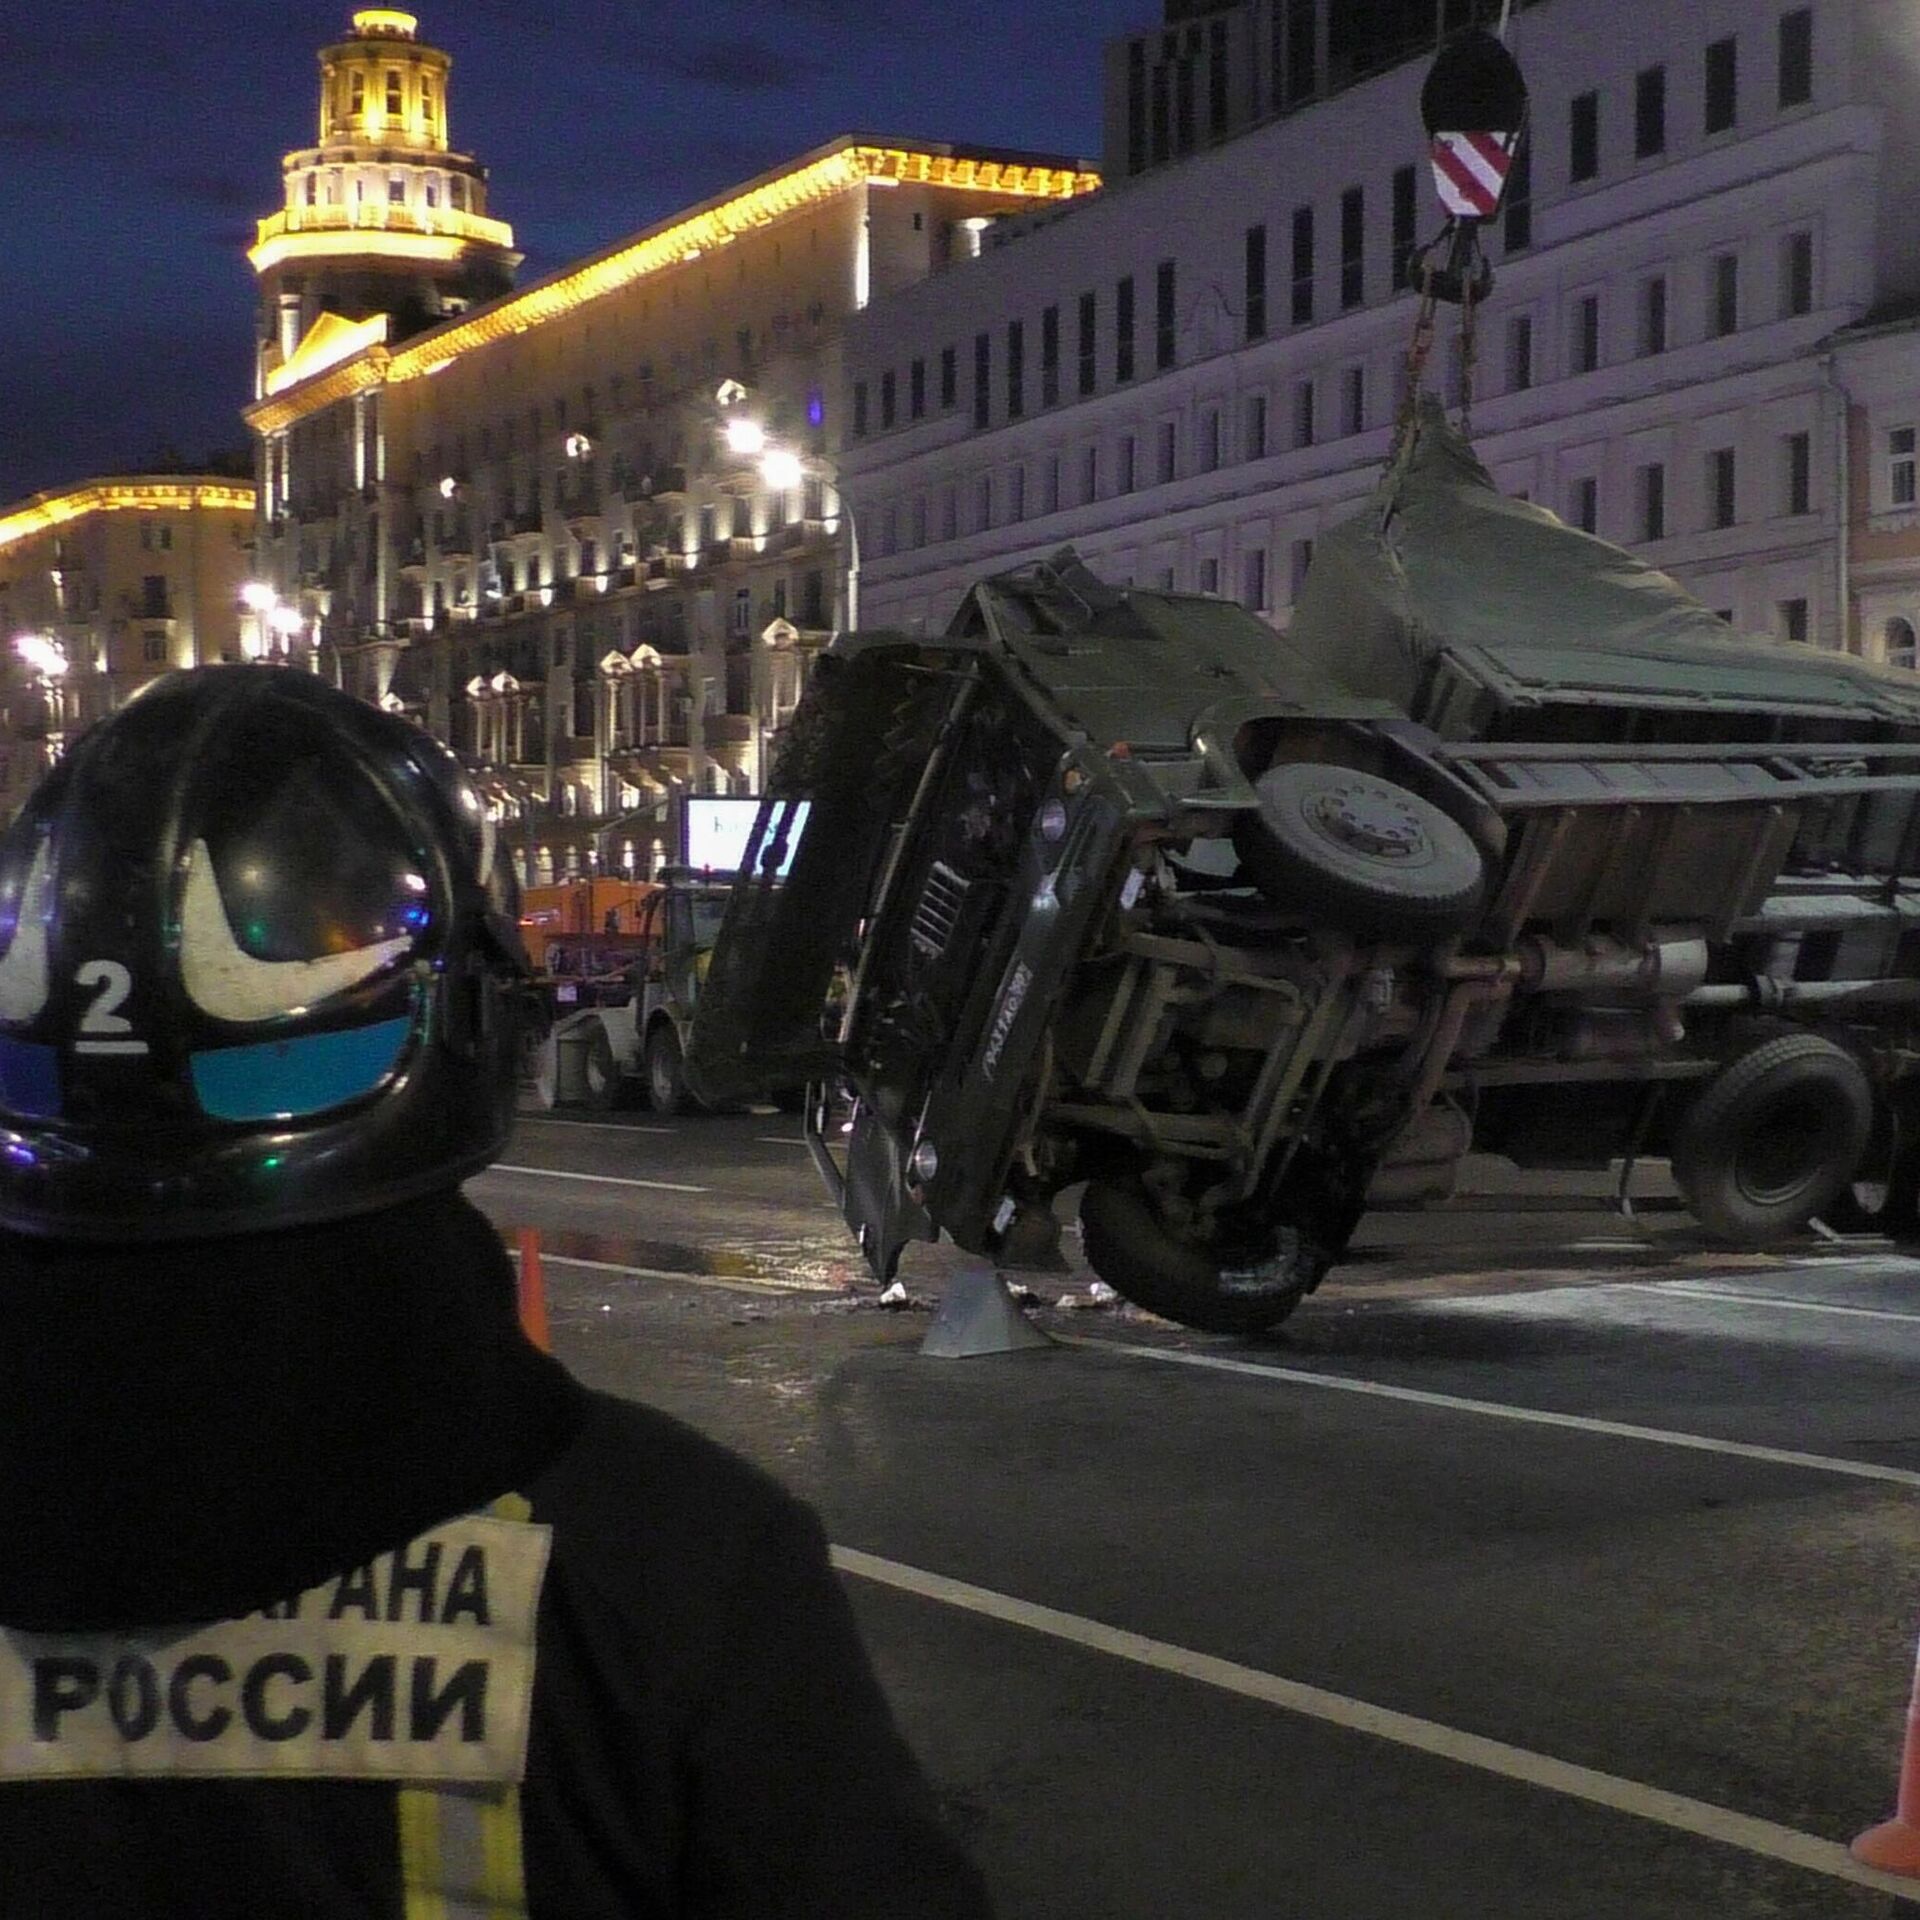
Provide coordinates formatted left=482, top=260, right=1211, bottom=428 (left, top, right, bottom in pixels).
left=250, top=8, right=520, bottom=401
left=244, top=10, right=1097, bottom=889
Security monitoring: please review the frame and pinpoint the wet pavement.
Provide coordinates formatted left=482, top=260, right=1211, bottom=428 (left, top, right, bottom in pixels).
left=470, top=1108, right=1920, bottom=1917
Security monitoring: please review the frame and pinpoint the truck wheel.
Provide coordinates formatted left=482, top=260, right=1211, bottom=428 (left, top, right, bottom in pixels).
left=646, top=1024, right=694, bottom=1117
left=1079, top=1178, right=1328, bottom=1336
left=1672, top=1035, right=1873, bottom=1247
left=581, top=1023, right=620, bottom=1112
left=1233, top=762, right=1485, bottom=939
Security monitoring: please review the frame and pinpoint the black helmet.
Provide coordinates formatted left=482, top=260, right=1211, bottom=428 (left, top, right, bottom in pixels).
left=0, top=666, right=528, bottom=1241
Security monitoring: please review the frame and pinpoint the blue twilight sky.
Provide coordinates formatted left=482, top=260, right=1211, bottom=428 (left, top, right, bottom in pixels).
left=0, top=0, right=1150, bottom=506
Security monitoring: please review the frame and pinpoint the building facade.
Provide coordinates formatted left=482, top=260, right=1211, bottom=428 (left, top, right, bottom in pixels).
left=848, top=0, right=1912, bottom=664
left=0, top=478, right=257, bottom=814
left=248, top=16, right=1097, bottom=887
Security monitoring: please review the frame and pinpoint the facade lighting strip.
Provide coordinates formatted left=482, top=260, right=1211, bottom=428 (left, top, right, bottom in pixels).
left=0, top=483, right=258, bottom=557
left=246, top=141, right=1101, bottom=436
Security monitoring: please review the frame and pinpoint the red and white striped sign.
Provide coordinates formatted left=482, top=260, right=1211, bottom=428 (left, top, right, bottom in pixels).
left=1429, top=130, right=1520, bottom=219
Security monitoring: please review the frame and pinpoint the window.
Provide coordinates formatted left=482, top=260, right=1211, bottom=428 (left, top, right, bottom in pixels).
left=1573, top=294, right=1601, bottom=374
left=1199, top=556, right=1220, bottom=596
left=1008, top=466, right=1026, bottom=522
left=1156, top=260, right=1177, bottom=370
left=1157, top=420, right=1177, bottom=485
left=1340, top=187, right=1364, bottom=309
left=1043, top=455, right=1060, bottom=514
left=1241, top=547, right=1268, bottom=612
left=1342, top=365, right=1365, bottom=435
left=1290, top=538, right=1315, bottom=598
left=1887, top=618, right=1918, bottom=670
left=1116, top=276, right=1136, bottom=383
left=940, top=346, right=957, bottom=410
left=1705, top=36, right=1738, bottom=134
left=1779, top=8, right=1812, bottom=109
left=1784, top=430, right=1812, bottom=515
left=386, top=70, right=402, bottom=116
left=1507, top=314, right=1533, bottom=393
left=976, top=475, right=993, bottom=532
left=1641, top=274, right=1668, bottom=356
left=852, top=381, right=869, bottom=438
left=1041, top=306, right=1060, bottom=407
left=350, top=72, right=365, bottom=114
left=1078, top=291, right=1098, bottom=396
left=1639, top=461, right=1667, bottom=541
left=1782, top=230, right=1814, bottom=319
left=1007, top=319, right=1025, bottom=419
left=1391, top=165, right=1417, bottom=292
left=910, top=358, right=926, bottom=420
left=1891, top=426, right=1917, bottom=507
left=1708, top=447, right=1737, bottom=529
left=1200, top=409, right=1221, bottom=472
left=1780, top=597, right=1810, bottom=643
left=1710, top=253, right=1739, bottom=337
left=1119, top=435, right=1137, bottom=494
left=1245, top=224, right=1268, bottom=340
left=389, top=175, right=406, bottom=206
left=1293, top=378, right=1315, bottom=449
left=1571, top=475, right=1598, bottom=534
left=973, top=331, right=991, bottom=429
left=731, top=587, right=752, bottom=637
left=1570, top=90, right=1599, bottom=183
left=880, top=370, right=896, bottom=430
left=1244, top=393, right=1268, bottom=461
left=1291, top=206, right=1314, bottom=326
left=1635, top=65, right=1666, bottom=159
left=1082, top=444, right=1100, bottom=502
left=1503, top=142, right=1532, bottom=254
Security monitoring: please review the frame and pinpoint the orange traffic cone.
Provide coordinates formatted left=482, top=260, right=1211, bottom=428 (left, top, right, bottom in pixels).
left=514, top=1226, right=553, bottom=1353
left=1854, top=1632, right=1920, bottom=1874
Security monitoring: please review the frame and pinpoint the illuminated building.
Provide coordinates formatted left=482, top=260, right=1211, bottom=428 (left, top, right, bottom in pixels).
left=0, top=479, right=257, bottom=813
left=251, top=8, right=520, bottom=401
left=247, top=11, right=1099, bottom=886
left=848, top=0, right=1916, bottom=664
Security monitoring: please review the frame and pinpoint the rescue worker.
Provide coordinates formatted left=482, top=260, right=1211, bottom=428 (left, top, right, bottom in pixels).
left=0, top=666, right=992, bottom=1918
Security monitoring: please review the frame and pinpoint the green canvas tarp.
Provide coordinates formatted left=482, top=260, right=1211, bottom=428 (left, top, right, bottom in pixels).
left=1287, top=396, right=1920, bottom=736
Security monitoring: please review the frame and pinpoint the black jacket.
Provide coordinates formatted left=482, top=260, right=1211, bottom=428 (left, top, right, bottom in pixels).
left=0, top=1191, right=992, bottom=1918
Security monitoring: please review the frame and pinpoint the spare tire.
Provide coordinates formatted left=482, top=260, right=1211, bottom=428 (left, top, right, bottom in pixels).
left=1079, top=1178, right=1327, bottom=1336
left=1671, top=1034, right=1874, bottom=1247
left=1233, top=762, right=1485, bottom=938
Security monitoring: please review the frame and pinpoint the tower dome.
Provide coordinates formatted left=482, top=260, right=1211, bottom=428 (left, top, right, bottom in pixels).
left=250, top=10, right=521, bottom=396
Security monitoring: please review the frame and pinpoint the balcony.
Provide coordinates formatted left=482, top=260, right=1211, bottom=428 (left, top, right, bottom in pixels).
left=399, top=540, right=429, bottom=574
left=254, top=202, right=515, bottom=253
left=639, top=465, right=689, bottom=501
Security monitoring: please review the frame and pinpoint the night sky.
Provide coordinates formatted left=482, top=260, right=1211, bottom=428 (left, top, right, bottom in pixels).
left=0, top=0, right=1147, bottom=507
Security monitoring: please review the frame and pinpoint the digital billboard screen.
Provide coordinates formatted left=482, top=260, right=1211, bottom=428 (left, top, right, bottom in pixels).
left=682, top=797, right=811, bottom=877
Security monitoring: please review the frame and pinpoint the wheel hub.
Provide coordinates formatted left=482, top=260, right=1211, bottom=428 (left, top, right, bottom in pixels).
left=1308, top=784, right=1429, bottom=859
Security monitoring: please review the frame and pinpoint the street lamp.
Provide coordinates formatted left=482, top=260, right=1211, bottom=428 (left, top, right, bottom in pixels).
left=13, top=632, right=70, bottom=759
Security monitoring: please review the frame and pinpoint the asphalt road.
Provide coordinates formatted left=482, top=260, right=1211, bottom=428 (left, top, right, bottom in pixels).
left=472, top=1106, right=1920, bottom=1918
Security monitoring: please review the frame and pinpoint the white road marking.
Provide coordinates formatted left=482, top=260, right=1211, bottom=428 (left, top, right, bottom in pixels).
left=754, top=1136, right=809, bottom=1146
left=1057, top=1336, right=1920, bottom=1490
left=1649, top=1282, right=1920, bottom=1327
left=516, top=1117, right=675, bottom=1136
left=506, top=1249, right=835, bottom=1297
left=481, top=1164, right=707, bottom=1195
left=832, top=1546, right=1920, bottom=1904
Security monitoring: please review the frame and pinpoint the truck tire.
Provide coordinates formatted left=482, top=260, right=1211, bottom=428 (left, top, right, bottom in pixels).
left=580, top=1022, right=620, bottom=1112
left=1233, top=762, right=1485, bottom=939
left=646, top=1023, right=694, bottom=1117
left=1672, top=1035, right=1873, bottom=1248
left=1079, top=1178, right=1328, bottom=1336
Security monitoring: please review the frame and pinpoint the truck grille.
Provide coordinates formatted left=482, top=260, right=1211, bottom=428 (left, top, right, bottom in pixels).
left=910, top=861, right=969, bottom=960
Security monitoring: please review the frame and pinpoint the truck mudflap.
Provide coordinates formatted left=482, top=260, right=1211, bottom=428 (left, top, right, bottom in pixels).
left=686, top=644, right=939, bottom=1106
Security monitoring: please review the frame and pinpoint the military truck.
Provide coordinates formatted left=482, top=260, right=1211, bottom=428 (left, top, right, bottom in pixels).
left=531, top=867, right=734, bottom=1114
left=689, top=402, right=1920, bottom=1334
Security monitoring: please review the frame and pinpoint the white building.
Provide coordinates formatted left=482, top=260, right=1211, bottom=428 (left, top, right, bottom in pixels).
left=845, top=0, right=1920, bottom=660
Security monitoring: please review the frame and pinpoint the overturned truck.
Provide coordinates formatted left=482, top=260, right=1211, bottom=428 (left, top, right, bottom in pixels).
left=689, top=401, right=1920, bottom=1334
